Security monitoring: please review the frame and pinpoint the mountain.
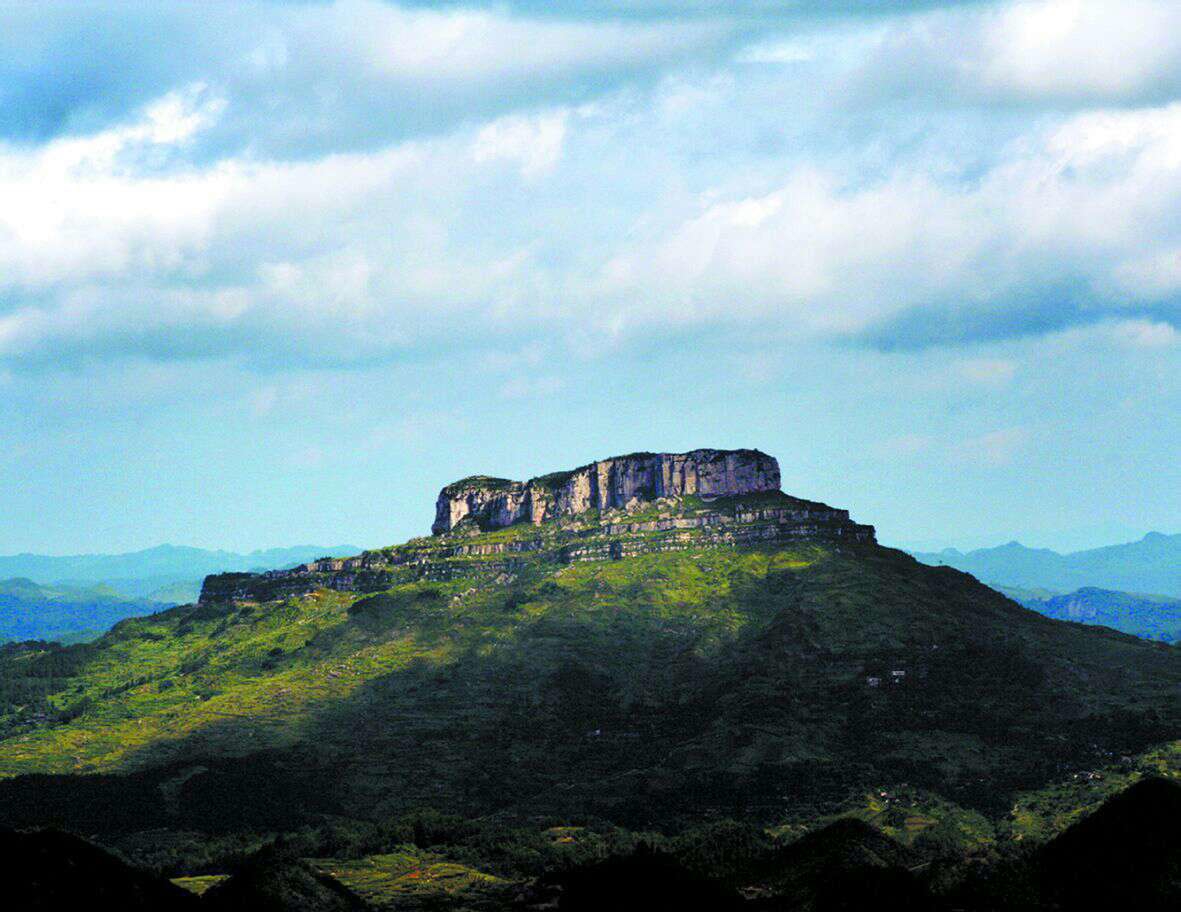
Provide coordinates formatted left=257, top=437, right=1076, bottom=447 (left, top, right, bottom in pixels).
left=0, top=543, right=362, bottom=599
left=999, top=586, right=1181, bottom=643
left=0, top=577, right=167, bottom=644
left=0, top=448, right=1179, bottom=907
left=911, top=532, right=1181, bottom=597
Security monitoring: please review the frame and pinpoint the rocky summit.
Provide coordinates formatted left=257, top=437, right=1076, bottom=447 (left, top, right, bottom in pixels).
left=432, top=448, right=782, bottom=534
left=200, top=448, right=874, bottom=604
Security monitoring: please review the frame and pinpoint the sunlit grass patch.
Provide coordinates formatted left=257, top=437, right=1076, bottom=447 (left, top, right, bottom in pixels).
left=170, top=874, right=229, bottom=895
left=312, top=849, right=508, bottom=909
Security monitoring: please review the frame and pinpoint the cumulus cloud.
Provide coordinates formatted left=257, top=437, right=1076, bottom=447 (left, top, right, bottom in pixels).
left=1, top=0, right=1180, bottom=374
left=844, top=0, right=1181, bottom=107
left=0, top=0, right=735, bottom=157
left=597, top=98, right=1181, bottom=347
left=472, top=111, right=570, bottom=178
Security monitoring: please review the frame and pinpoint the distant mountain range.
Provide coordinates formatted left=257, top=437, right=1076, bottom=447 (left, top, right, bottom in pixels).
left=997, top=586, right=1181, bottom=644
left=0, top=544, right=359, bottom=643
left=0, top=544, right=361, bottom=601
left=911, top=532, right=1181, bottom=643
left=911, top=532, right=1181, bottom=598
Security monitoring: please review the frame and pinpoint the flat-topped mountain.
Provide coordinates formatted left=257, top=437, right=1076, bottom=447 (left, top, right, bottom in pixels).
left=433, top=448, right=781, bottom=534
left=200, top=449, right=873, bottom=604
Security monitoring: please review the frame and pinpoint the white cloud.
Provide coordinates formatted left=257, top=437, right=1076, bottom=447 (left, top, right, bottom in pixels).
left=975, top=0, right=1181, bottom=100
left=0, top=86, right=230, bottom=290
left=472, top=111, right=569, bottom=178
left=597, top=167, right=990, bottom=335
left=851, top=0, right=1181, bottom=106
left=1, top=1, right=1180, bottom=373
left=594, top=98, right=1181, bottom=344
left=337, top=0, right=721, bottom=84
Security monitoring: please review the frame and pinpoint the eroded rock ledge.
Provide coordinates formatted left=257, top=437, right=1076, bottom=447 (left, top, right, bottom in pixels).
left=199, top=448, right=875, bottom=605
left=432, top=448, right=781, bottom=535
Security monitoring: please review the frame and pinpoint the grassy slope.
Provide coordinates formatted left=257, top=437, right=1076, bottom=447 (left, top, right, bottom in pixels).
left=1, top=540, right=1179, bottom=839
left=0, top=547, right=819, bottom=777
left=309, top=849, right=508, bottom=911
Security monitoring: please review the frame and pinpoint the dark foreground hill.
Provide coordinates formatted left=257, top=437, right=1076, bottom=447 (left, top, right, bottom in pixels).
left=0, top=828, right=198, bottom=910
left=9, top=780, right=1181, bottom=911
left=0, top=449, right=1179, bottom=908
left=942, top=777, right=1181, bottom=912
left=1033, top=777, right=1181, bottom=911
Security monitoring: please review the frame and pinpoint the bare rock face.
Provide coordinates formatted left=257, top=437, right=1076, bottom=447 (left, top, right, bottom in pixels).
left=202, top=448, right=873, bottom=604
left=432, top=449, right=781, bottom=535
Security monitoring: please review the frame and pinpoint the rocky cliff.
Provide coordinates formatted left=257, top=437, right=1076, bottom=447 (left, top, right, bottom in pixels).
left=200, top=448, right=874, bottom=605
left=432, top=448, right=781, bottom=535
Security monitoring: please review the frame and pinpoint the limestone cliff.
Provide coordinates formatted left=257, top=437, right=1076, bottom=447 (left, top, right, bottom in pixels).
left=432, top=448, right=781, bottom=535
left=200, top=447, right=874, bottom=605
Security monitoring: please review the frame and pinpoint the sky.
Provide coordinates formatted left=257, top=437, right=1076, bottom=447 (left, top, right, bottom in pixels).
left=1, top=0, right=1179, bottom=556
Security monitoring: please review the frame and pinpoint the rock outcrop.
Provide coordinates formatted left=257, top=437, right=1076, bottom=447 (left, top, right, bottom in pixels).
left=200, top=447, right=875, bottom=606
left=432, top=448, right=781, bottom=535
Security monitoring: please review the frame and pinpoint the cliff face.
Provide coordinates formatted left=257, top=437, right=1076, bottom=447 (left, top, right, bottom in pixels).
left=200, top=447, right=875, bottom=606
left=432, top=448, right=781, bottom=535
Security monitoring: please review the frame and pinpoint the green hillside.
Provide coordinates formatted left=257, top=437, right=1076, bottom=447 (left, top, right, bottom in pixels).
left=2, top=532, right=1179, bottom=830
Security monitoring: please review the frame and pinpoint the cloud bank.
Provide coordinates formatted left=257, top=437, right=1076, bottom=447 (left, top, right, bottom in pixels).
left=0, top=0, right=1179, bottom=374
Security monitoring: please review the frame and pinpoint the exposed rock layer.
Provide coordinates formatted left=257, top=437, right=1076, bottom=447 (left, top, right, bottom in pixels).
left=432, top=449, right=781, bottom=535
left=199, top=448, right=876, bottom=605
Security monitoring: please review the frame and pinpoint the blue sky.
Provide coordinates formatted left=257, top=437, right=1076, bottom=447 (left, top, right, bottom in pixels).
left=1, top=0, right=1178, bottom=555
